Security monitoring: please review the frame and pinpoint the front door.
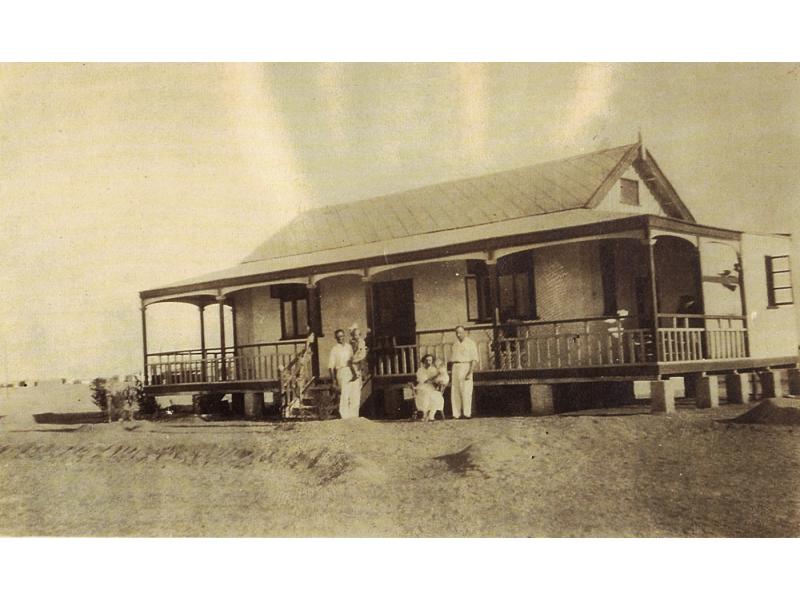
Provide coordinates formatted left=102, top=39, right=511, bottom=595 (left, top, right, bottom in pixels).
left=372, top=278, right=416, bottom=347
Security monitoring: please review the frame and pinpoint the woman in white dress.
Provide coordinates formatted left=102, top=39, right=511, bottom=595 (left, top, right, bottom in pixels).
left=415, top=354, right=445, bottom=421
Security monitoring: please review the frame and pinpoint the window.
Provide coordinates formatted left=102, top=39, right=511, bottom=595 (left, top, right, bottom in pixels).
left=465, top=261, right=492, bottom=322
left=766, top=255, right=794, bottom=307
left=620, top=178, right=640, bottom=206
left=271, top=284, right=311, bottom=339
left=465, top=253, right=536, bottom=322
left=599, top=241, right=618, bottom=315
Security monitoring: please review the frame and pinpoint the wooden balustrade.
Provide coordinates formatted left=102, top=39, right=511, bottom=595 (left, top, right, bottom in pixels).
left=146, top=340, right=306, bottom=385
left=656, top=314, right=748, bottom=362
left=146, top=313, right=750, bottom=384
left=374, top=316, right=656, bottom=376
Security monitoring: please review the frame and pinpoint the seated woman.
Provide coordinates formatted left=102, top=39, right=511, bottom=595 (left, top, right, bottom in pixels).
left=415, top=354, right=443, bottom=422
left=428, top=357, right=449, bottom=420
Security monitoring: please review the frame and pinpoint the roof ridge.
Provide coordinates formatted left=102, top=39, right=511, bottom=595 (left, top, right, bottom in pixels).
left=241, top=142, right=640, bottom=264
left=297, top=142, right=639, bottom=218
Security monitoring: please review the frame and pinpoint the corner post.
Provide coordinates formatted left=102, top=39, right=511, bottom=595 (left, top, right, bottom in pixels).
left=140, top=303, right=149, bottom=385
left=217, top=294, right=227, bottom=381
left=644, top=224, right=661, bottom=363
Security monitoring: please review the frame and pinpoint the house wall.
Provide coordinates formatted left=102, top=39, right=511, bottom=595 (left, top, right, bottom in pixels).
left=699, top=238, right=743, bottom=316
left=594, top=165, right=667, bottom=217
left=318, top=274, right=367, bottom=365
left=534, top=241, right=605, bottom=321
left=741, top=233, right=799, bottom=359
left=370, top=260, right=469, bottom=331
left=231, top=286, right=283, bottom=347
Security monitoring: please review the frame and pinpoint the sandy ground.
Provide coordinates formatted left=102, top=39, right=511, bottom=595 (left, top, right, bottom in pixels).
left=1, top=386, right=798, bottom=537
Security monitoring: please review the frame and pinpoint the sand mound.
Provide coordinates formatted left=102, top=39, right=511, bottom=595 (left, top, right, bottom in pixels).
left=731, top=399, right=800, bottom=426
left=307, top=417, right=383, bottom=431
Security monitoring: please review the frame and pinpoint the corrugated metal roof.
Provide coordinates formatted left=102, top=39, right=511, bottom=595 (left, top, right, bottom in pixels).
left=242, top=143, right=640, bottom=263
left=151, top=208, right=642, bottom=293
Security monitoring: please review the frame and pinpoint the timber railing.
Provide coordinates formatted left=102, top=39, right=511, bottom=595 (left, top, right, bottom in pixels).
left=146, top=339, right=308, bottom=385
left=656, top=314, right=748, bottom=362
left=373, top=313, right=751, bottom=376
left=373, top=315, right=654, bottom=376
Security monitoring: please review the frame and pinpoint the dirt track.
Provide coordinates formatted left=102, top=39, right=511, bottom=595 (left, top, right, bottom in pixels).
left=1, top=401, right=798, bottom=537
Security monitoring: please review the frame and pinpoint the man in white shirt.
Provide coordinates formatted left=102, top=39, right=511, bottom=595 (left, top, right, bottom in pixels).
left=328, top=328, right=360, bottom=419
left=450, top=325, right=479, bottom=418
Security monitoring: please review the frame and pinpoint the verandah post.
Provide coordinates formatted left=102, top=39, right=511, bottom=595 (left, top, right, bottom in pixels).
left=307, top=281, right=321, bottom=379
left=644, top=225, right=661, bottom=363
left=140, top=303, right=148, bottom=385
left=217, top=294, right=227, bottom=381
left=486, top=255, right=501, bottom=369
left=199, top=304, right=207, bottom=382
left=363, top=272, right=376, bottom=376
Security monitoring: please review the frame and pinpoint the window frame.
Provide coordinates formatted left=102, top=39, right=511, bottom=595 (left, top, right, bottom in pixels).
left=271, top=284, right=311, bottom=339
left=465, top=254, right=537, bottom=323
left=620, top=177, right=640, bottom=206
left=765, top=254, right=794, bottom=308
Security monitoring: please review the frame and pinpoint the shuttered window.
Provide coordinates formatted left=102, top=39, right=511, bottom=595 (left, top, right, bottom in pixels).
left=620, top=178, right=640, bottom=206
left=766, top=255, right=794, bottom=307
left=271, top=284, right=311, bottom=339
left=466, top=253, right=536, bottom=322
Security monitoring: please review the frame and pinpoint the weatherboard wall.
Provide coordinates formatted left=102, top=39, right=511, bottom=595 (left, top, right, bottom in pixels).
left=741, top=233, right=798, bottom=359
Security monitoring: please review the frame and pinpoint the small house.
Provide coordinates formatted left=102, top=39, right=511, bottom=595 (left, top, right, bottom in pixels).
left=138, top=141, right=799, bottom=415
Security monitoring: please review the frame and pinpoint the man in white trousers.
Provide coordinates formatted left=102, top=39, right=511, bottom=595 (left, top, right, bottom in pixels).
left=328, top=328, right=360, bottom=419
left=450, top=325, right=478, bottom=419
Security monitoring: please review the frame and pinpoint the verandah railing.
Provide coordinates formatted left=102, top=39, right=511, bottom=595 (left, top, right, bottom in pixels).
left=374, top=316, right=654, bottom=376
left=146, top=314, right=750, bottom=384
left=373, top=313, right=750, bottom=376
left=146, top=339, right=308, bottom=385
left=657, top=314, right=748, bottom=362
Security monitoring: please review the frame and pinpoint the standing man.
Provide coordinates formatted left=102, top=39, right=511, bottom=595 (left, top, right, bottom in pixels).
left=328, top=328, right=359, bottom=419
left=450, top=325, right=478, bottom=419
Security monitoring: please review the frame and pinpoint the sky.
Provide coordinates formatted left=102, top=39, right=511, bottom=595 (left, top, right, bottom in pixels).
left=1, top=62, right=799, bottom=382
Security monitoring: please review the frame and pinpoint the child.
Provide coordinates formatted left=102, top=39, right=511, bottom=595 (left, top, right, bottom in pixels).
left=348, top=323, right=368, bottom=381
left=425, top=357, right=448, bottom=421
left=433, top=357, right=450, bottom=390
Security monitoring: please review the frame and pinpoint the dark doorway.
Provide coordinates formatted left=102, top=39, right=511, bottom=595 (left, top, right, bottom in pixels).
left=372, top=278, right=416, bottom=346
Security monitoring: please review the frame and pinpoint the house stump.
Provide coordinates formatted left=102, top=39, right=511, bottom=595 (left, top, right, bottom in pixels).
left=758, top=370, right=783, bottom=399
left=650, top=379, right=675, bottom=414
left=529, top=384, right=555, bottom=416
left=725, top=373, right=750, bottom=404
left=244, top=392, right=264, bottom=418
left=694, top=375, right=719, bottom=409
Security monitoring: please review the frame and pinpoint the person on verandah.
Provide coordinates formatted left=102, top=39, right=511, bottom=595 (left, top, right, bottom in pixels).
left=328, top=328, right=360, bottom=419
left=450, top=325, right=478, bottom=419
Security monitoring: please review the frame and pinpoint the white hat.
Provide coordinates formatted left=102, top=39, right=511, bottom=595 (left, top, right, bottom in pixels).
left=349, top=323, right=360, bottom=331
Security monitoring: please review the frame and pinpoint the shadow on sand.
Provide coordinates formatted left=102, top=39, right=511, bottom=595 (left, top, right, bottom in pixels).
left=33, top=411, right=107, bottom=425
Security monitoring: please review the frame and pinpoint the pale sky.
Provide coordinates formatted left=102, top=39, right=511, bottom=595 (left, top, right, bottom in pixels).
left=1, top=63, right=799, bottom=381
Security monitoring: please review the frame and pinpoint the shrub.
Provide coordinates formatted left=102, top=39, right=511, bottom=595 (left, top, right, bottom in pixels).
left=91, top=376, right=160, bottom=419
left=90, top=377, right=109, bottom=412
